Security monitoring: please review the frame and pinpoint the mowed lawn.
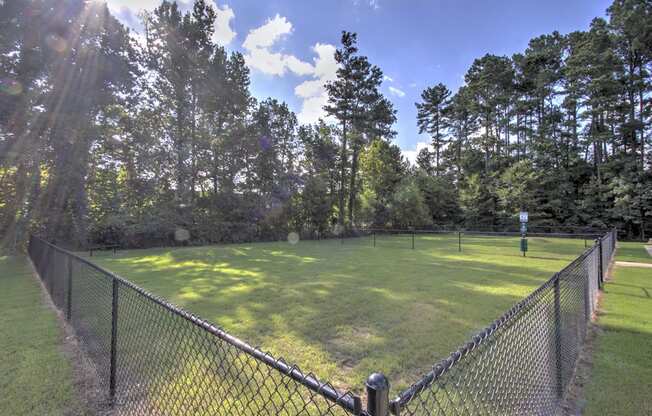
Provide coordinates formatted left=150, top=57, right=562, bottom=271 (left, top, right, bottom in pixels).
left=0, top=256, right=88, bottom=416
left=90, top=234, right=587, bottom=394
left=584, top=242, right=652, bottom=415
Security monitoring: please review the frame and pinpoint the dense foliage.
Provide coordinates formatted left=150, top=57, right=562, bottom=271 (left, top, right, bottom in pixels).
left=1, top=0, right=650, bottom=249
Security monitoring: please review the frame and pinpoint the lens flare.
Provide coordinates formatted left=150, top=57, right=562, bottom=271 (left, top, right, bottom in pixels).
left=287, top=232, right=299, bottom=245
left=175, top=228, right=190, bottom=242
left=0, top=79, right=23, bottom=96
left=45, top=33, right=67, bottom=53
left=259, top=135, right=272, bottom=151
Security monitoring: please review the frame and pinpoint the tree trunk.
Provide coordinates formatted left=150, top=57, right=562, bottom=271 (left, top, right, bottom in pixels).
left=338, top=120, right=348, bottom=227
left=348, top=140, right=359, bottom=226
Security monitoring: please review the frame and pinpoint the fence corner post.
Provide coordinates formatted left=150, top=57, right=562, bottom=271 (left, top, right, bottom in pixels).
left=109, top=278, right=120, bottom=404
left=366, top=372, right=390, bottom=416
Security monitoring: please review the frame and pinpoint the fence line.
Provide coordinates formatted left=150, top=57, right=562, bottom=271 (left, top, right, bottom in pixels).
left=28, top=229, right=616, bottom=416
left=28, top=236, right=362, bottom=416
left=388, top=229, right=616, bottom=415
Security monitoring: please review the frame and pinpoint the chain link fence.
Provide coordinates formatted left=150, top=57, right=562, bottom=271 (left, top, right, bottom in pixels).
left=28, top=236, right=362, bottom=416
left=388, top=229, right=616, bottom=416
left=28, top=229, right=616, bottom=416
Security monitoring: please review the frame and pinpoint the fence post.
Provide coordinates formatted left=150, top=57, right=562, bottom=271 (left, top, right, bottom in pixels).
left=109, top=278, right=120, bottom=403
left=598, top=238, right=604, bottom=290
left=66, top=256, right=73, bottom=321
left=554, top=275, right=563, bottom=399
left=373, top=231, right=376, bottom=247
left=366, top=373, right=390, bottom=416
left=584, top=261, right=591, bottom=324
left=412, top=230, right=415, bottom=250
left=458, top=231, right=462, bottom=252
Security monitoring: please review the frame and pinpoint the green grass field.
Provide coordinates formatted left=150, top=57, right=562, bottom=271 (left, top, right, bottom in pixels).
left=584, top=242, right=652, bottom=415
left=89, top=234, right=587, bottom=394
left=0, top=256, right=88, bottom=416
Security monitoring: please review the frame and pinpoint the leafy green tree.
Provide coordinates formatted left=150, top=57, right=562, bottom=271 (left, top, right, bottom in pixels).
left=416, top=83, right=451, bottom=175
left=390, top=177, right=431, bottom=227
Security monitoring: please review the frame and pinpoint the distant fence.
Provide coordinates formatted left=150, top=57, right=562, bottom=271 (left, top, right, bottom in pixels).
left=28, top=229, right=616, bottom=416
left=341, top=228, right=605, bottom=251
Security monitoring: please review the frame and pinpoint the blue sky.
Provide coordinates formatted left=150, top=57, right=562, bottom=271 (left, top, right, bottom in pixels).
left=108, top=0, right=612, bottom=161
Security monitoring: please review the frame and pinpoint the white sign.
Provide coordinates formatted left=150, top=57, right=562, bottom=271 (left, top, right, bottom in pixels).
left=519, top=211, right=529, bottom=223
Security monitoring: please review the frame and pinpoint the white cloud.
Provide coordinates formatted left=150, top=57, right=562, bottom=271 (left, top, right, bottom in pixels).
left=402, top=141, right=433, bottom=165
left=295, top=43, right=338, bottom=124
left=352, top=0, right=381, bottom=9
left=243, top=14, right=292, bottom=50
left=242, top=16, right=338, bottom=124
left=383, top=75, right=393, bottom=82
left=284, top=55, right=315, bottom=76
left=388, top=86, right=405, bottom=98
left=213, top=4, right=236, bottom=46
left=242, top=15, right=315, bottom=77
left=409, top=82, right=418, bottom=88
left=106, top=0, right=162, bottom=14
left=244, top=48, right=288, bottom=76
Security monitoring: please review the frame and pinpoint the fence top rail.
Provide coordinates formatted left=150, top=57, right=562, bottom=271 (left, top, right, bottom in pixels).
left=389, top=232, right=611, bottom=412
left=30, top=236, right=363, bottom=415
left=360, top=228, right=604, bottom=239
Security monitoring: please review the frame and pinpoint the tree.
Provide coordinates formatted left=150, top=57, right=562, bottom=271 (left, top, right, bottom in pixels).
left=325, top=31, right=395, bottom=227
left=416, top=83, right=451, bottom=175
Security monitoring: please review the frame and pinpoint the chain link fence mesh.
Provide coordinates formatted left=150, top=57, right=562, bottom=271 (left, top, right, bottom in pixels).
left=28, top=236, right=362, bottom=416
left=28, top=230, right=616, bottom=416
left=390, top=230, right=616, bottom=416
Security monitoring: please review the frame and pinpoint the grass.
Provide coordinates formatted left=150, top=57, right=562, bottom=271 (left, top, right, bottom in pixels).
left=613, top=240, right=652, bottom=264
left=88, top=233, right=587, bottom=395
left=584, top=243, right=652, bottom=415
left=0, top=256, right=88, bottom=416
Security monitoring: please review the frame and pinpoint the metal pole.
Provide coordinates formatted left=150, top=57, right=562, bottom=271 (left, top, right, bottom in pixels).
left=598, top=238, right=604, bottom=289
left=554, top=275, right=563, bottom=399
left=584, top=262, right=591, bottom=324
left=373, top=231, right=376, bottom=248
left=66, top=256, right=73, bottom=321
left=366, top=373, right=390, bottom=416
left=458, top=231, right=462, bottom=252
left=109, top=278, right=120, bottom=402
left=412, top=230, right=415, bottom=250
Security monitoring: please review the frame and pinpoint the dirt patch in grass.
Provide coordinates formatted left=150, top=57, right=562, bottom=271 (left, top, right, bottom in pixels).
left=31, top=261, right=114, bottom=416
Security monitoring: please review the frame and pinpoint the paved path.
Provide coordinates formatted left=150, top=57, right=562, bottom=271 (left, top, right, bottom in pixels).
left=614, top=261, right=652, bottom=268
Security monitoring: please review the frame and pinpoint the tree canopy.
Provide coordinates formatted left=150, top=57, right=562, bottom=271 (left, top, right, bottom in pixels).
left=1, top=0, right=650, bottom=250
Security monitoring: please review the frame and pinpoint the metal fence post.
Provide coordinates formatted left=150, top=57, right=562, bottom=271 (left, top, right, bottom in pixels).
left=412, top=230, right=415, bottom=250
left=598, top=238, right=604, bottom=289
left=109, top=278, right=120, bottom=403
left=66, top=256, right=73, bottom=321
left=584, top=261, right=591, bottom=324
left=554, top=275, right=563, bottom=399
left=458, top=231, right=462, bottom=252
left=366, top=373, right=390, bottom=416
left=373, top=231, right=376, bottom=247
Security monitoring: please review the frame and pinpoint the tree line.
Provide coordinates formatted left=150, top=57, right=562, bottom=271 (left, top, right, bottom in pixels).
left=0, top=0, right=650, bottom=250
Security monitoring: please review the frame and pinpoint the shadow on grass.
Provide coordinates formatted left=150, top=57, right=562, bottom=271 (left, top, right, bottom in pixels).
left=87, top=237, right=587, bottom=395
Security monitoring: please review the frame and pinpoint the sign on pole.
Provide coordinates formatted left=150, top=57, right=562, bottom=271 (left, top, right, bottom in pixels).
left=519, top=211, right=528, bottom=257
